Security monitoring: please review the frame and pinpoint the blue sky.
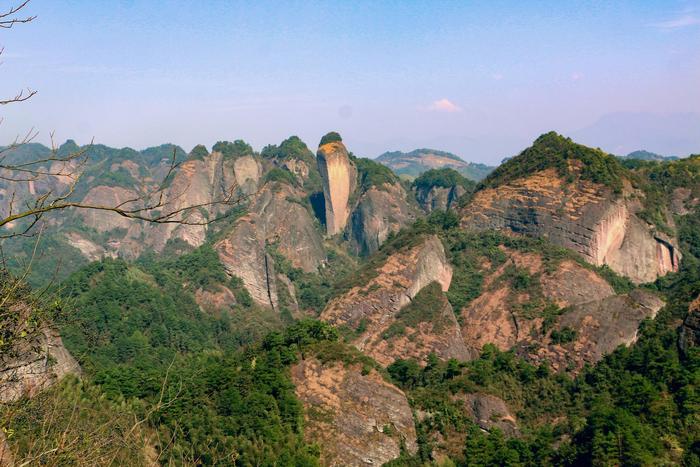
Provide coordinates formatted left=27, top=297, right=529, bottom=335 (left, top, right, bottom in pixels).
left=1, top=0, right=699, bottom=163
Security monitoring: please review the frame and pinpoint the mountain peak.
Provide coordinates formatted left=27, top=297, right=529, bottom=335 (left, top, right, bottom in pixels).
left=482, top=132, right=626, bottom=192
left=319, top=131, right=343, bottom=147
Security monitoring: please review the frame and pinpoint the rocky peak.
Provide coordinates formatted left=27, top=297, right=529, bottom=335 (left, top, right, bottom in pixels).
left=316, top=133, right=357, bottom=236
left=461, top=134, right=681, bottom=284
left=261, top=136, right=320, bottom=187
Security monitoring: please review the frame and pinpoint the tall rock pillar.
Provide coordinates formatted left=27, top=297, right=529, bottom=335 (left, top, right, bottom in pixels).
left=316, top=132, right=356, bottom=236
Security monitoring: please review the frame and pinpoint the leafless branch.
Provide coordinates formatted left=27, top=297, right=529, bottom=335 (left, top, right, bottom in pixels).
left=0, top=1, right=35, bottom=29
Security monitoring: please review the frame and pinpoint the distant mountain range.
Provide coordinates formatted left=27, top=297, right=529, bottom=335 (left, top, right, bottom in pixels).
left=375, top=148, right=494, bottom=181
left=621, top=150, right=678, bottom=161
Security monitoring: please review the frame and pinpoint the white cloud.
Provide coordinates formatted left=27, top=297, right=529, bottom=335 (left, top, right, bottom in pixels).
left=427, top=98, right=462, bottom=113
left=571, top=72, right=583, bottom=81
left=652, top=15, right=700, bottom=30
left=492, top=73, right=504, bottom=81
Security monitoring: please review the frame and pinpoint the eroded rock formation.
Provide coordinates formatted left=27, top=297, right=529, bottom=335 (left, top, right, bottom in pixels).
left=216, top=181, right=324, bottom=308
left=291, top=358, right=417, bottom=466
left=460, top=167, right=680, bottom=283
left=454, top=393, right=520, bottom=436
left=317, top=140, right=356, bottom=236
left=349, top=183, right=418, bottom=255
left=0, top=329, right=80, bottom=403
left=321, top=235, right=471, bottom=365
left=458, top=248, right=664, bottom=372
left=415, top=184, right=466, bottom=212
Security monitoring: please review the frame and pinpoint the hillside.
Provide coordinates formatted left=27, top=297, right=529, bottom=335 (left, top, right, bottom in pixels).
left=376, top=148, right=494, bottom=181
left=2, top=131, right=700, bottom=466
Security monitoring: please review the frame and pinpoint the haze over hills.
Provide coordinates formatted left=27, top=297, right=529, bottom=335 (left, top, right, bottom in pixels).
left=376, top=148, right=494, bottom=181
left=571, top=112, right=700, bottom=158
left=622, top=149, right=678, bottom=161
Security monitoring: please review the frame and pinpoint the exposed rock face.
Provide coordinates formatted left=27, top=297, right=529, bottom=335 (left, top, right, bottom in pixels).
left=349, top=183, right=418, bottom=255
left=232, top=155, right=262, bottom=195
left=0, top=430, right=12, bottom=466
left=321, top=235, right=471, bottom=365
left=415, top=185, right=466, bottom=212
left=155, top=153, right=229, bottom=250
left=460, top=167, right=681, bottom=283
left=79, top=186, right=141, bottom=233
left=279, top=158, right=310, bottom=181
left=458, top=248, right=664, bottom=372
left=537, top=290, right=663, bottom=370
left=65, top=232, right=112, bottom=262
left=0, top=329, right=80, bottom=403
left=216, top=181, right=324, bottom=308
left=680, top=296, right=700, bottom=355
left=453, top=393, right=520, bottom=437
left=216, top=218, right=279, bottom=309
left=194, top=285, right=237, bottom=312
left=317, top=141, right=356, bottom=236
left=291, top=358, right=417, bottom=466
left=151, top=151, right=261, bottom=251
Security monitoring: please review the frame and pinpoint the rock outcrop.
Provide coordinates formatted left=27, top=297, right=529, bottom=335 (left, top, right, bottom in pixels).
left=0, top=431, right=12, bottom=466
left=149, top=149, right=261, bottom=251
left=321, top=235, right=471, bottom=365
left=291, top=358, right=417, bottom=466
left=457, top=248, right=665, bottom=372
left=461, top=167, right=680, bottom=284
left=453, top=393, right=520, bottom=437
left=529, top=289, right=663, bottom=372
left=348, top=183, right=418, bottom=255
left=415, top=184, right=466, bottom=212
left=153, top=152, right=231, bottom=250
left=217, top=222, right=278, bottom=308
left=317, top=140, right=356, bottom=236
left=0, top=329, right=80, bottom=403
left=216, top=181, right=324, bottom=308
left=680, top=296, right=700, bottom=355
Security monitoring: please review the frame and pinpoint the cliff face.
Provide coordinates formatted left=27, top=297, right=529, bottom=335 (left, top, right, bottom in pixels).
left=0, top=329, right=80, bottom=403
left=457, top=248, right=664, bottom=372
left=415, top=184, right=466, bottom=212
left=317, top=141, right=357, bottom=236
left=349, top=183, right=418, bottom=255
left=460, top=167, right=680, bottom=284
left=215, top=181, right=325, bottom=308
left=533, top=289, right=663, bottom=372
left=321, top=235, right=471, bottom=365
left=291, top=358, right=417, bottom=466
left=153, top=152, right=231, bottom=250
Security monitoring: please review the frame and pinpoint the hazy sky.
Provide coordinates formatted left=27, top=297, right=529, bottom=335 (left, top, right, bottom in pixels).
left=1, top=0, right=699, bottom=164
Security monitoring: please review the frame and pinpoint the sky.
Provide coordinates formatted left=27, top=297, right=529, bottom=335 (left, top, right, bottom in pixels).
left=0, top=0, right=699, bottom=164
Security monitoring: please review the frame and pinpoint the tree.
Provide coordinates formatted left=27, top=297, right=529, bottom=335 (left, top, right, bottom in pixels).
left=0, top=6, right=248, bottom=459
